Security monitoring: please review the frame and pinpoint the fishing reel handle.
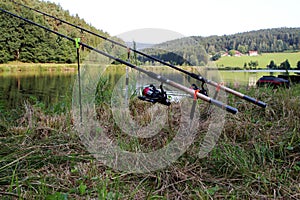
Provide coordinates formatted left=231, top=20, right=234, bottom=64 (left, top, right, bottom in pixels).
left=210, top=99, right=238, bottom=114
left=243, top=95, right=267, bottom=108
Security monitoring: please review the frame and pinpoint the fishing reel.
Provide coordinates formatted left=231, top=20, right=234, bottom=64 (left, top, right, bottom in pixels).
left=138, top=84, right=171, bottom=106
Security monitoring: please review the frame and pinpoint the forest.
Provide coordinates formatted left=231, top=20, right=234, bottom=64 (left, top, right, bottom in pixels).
left=142, top=28, right=300, bottom=66
left=0, top=0, right=109, bottom=64
left=196, top=27, right=300, bottom=54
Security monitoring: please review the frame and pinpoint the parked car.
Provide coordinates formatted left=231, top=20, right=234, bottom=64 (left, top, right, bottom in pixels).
left=278, top=75, right=300, bottom=84
left=256, top=76, right=290, bottom=88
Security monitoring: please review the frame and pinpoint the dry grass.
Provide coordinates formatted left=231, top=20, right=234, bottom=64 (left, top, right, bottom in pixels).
left=0, top=86, right=299, bottom=199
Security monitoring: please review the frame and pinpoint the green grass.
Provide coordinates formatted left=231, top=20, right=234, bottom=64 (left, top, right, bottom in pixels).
left=0, top=62, right=77, bottom=73
left=215, top=52, right=300, bottom=69
left=0, top=85, right=299, bottom=199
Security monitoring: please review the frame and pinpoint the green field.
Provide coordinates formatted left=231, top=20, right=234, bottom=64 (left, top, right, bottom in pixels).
left=215, top=52, right=300, bottom=69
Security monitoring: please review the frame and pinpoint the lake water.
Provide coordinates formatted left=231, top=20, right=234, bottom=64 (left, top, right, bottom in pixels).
left=0, top=66, right=297, bottom=115
left=0, top=70, right=76, bottom=115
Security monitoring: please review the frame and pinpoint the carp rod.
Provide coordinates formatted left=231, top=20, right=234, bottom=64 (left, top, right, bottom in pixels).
left=0, top=7, right=238, bottom=114
left=9, top=0, right=267, bottom=108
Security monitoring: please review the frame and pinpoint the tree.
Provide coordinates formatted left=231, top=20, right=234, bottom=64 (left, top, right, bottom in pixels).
left=248, top=60, right=259, bottom=69
left=0, top=50, right=10, bottom=63
left=211, top=53, right=221, bottom=61
left=0, top=0, right=107, bottom=64
left=267, top=60, right=277, bottom=69
left=228, top=50, right=236, bottom=56
left=279, top=59, right=291, bottom=70
left=297, top=61, right=300, bottom=69
left=238, top=44, right=247, bottom=54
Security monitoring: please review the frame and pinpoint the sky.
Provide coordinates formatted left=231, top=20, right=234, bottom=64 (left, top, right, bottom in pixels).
left=44, top=0, right=300, bottom=43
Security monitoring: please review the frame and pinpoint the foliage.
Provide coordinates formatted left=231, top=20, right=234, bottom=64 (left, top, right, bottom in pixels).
left=211, top=52, right=221, bottom=61
left=141, top=41, right=209, bottom=66
left=248, top=60, right=259, bottom=69
left=228, top=49, right=236, bottom=56
left=197, top=27, right=300, bottom=53
left=179, top=27, right=300, bottom=55
left=138, top=28, right=300, bottom=66
left=297, top=60, right=300, bottom=69
left=0, top=0, right=109, bottom=64
left=267, top=60, right=277, bottom=69
left=237, top=44, right=248, bottom=54
left=279, top=59, right=291, bottom=70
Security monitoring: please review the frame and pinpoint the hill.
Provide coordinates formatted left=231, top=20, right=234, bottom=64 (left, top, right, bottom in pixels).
left=141, top=28, right=300, bottom=66
left=0, top=0, right=109, bottom=64
left=193, top=27, right=300, bottom=54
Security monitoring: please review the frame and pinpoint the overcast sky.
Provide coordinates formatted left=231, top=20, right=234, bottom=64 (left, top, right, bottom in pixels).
left=44, top=0, right=299, bottom=43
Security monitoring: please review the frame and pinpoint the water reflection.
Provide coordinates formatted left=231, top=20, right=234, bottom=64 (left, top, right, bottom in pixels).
left=0, top=66, right=295, bottom=114
left=218, top=70, right=291, bottom=88
left=0, top=71, right=76, bottom=113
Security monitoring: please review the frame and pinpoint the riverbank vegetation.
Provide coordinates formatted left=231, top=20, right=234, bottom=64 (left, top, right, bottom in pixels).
left=0, top=85, right=299, bottom=199
left=0, top=62, right=77, bottom=73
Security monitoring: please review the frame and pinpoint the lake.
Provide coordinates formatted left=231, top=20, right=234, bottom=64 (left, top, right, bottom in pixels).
left=0, top=66, right=297, bottom=116
left=0, top=70, right=76, bottom=116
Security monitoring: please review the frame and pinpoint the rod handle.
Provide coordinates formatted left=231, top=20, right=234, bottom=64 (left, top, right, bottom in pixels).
left=210, top=99, right=238, bottom=114
left=243, top=95, right=267, bottom=108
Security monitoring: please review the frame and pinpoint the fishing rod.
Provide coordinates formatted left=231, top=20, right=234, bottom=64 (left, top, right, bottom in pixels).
left=9, top=0, right=267, bottom=108
left=0, top=7, right=238, bottom=114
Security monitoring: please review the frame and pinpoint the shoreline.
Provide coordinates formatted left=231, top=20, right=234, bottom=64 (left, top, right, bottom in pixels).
left=1, top=63, right=299, bottom=74
left=0, top=62, right=77, bottom=72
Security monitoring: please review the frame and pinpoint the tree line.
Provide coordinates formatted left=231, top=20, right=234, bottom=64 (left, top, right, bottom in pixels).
left=0, top=0, right=108, bottom=64
left=141, top=28, right=300, bottom=65
left=198, top=28, right=300, bottom=54
left=266, top=60, right=300, bottom=70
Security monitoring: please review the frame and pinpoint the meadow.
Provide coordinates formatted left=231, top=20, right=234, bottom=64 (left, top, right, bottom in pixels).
left=0, top=83, right=299, bottom=199
left=215, top=52, right=300, bottom=69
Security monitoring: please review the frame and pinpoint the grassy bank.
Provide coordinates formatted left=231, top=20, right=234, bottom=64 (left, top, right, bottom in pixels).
left=0, top=62, right=77, bottom=73
left=0, top=85, right=299, bottom=199
left=215, top=52, right=300, bottom=69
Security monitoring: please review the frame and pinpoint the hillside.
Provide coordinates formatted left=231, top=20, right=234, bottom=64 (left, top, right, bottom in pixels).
left=0, top=0, right=109, bottom=64
left=141, top=28, right=300, bottom=66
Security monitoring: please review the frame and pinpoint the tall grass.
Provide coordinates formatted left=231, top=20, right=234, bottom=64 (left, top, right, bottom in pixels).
left=0, top=85, right=299, bottom=199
